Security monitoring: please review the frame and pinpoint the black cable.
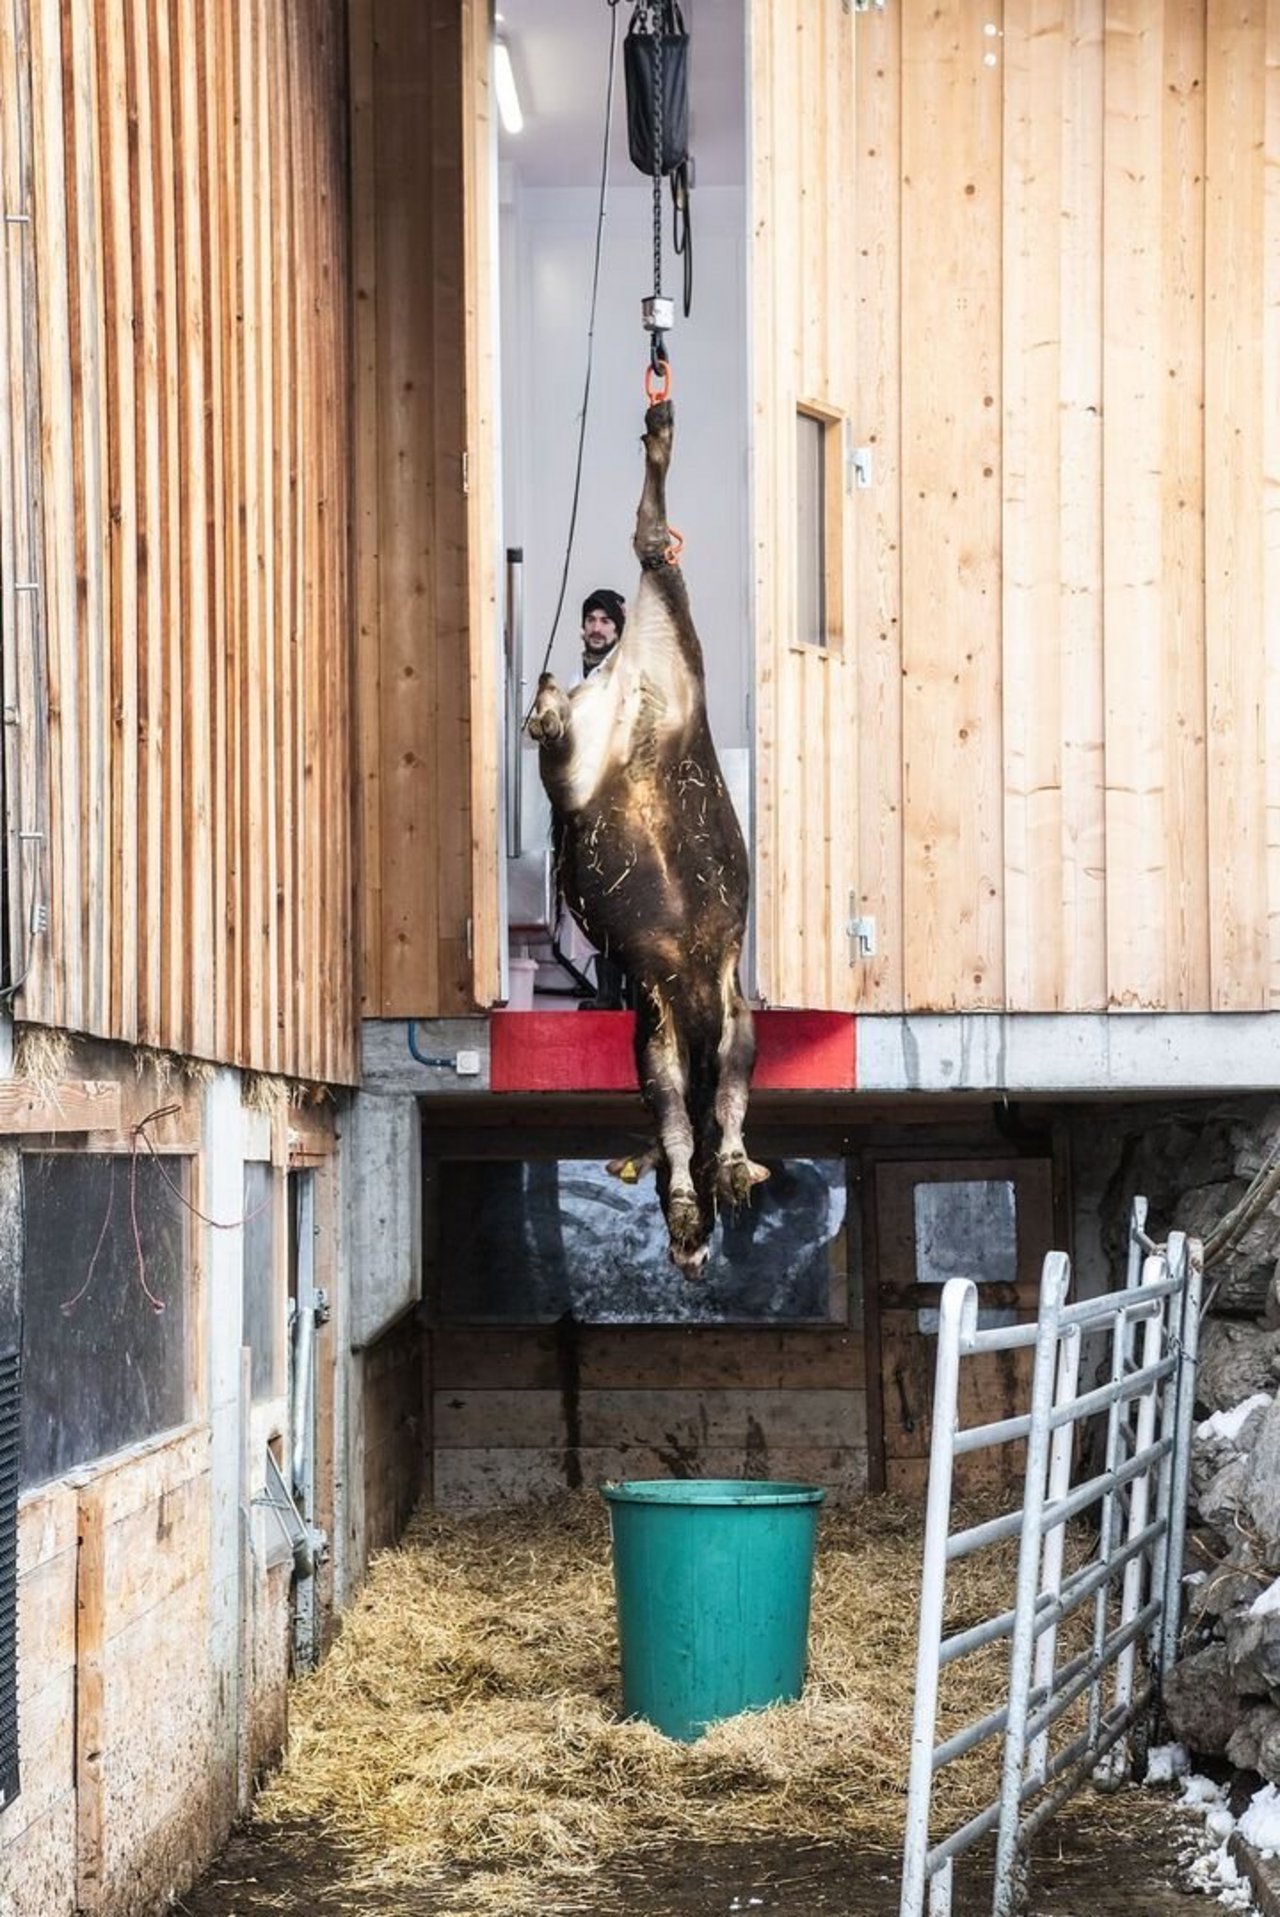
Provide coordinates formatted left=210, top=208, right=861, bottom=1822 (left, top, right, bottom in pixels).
left=529, top=0, right=624, bottom=704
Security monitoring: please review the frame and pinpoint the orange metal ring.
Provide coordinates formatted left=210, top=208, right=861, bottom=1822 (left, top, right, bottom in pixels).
left=645, top=360, right=672, bottom=402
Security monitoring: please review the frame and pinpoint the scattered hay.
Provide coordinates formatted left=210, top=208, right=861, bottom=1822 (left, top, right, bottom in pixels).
left=259, top=1493, right=1111, bottom=1912
left=132, top=1045, right=217, bottom=1091
left=12, top=1023, right=71, bottom=1093
left=242, top=1071, right=332, bottom=1114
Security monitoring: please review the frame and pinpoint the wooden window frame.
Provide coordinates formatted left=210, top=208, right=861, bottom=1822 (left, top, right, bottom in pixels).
left=794, top=401, right=846, bottom=656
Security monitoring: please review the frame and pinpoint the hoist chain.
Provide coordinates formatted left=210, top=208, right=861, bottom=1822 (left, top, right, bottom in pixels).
left=655, top=10, right=666, bottom=325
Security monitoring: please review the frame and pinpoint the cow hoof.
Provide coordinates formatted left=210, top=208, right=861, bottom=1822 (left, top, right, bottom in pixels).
left=527, top=706, right=563, bottom=745
left=716, top=1154, right=768, bottom=1209
left=666, top=1191, right=705, bottom=1270
left=669, top=1241, right=711, bottom=1280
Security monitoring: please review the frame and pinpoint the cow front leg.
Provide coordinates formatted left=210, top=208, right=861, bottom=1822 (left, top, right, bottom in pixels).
left=633, top=401, right=674, bottom=569
left=527, top=672, right=572, bottom=748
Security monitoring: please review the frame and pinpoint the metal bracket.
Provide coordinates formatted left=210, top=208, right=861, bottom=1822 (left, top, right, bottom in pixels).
left=851, top=445, right=874, bottom=490
left=847, top=896, right=877, bottom=961
left=852, top=0, right=886, bottom=12
left=259, top=1447, right=327, bottom=1581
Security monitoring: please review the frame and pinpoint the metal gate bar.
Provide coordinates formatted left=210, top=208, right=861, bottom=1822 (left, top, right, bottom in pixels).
left=899, top=1201, right=1202, bottom=1917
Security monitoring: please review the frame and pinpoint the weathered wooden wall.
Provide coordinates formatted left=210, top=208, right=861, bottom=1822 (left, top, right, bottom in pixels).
left=359, top=1310, right=425, bottom=1549
left=430, top=1327, right=867, bottom=1509
left=350, top=0, right=500, bottom=1019
left=5, top=1435, right=217, bottom=1917
left=5, top=1485, right=77, bottom=1911
left=0, top=0, right=356, bottom=1079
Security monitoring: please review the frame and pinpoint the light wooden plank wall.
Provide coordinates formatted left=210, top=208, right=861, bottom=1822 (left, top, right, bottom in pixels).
left=0, top=0, right=355, bottom=1079
left=840, top=0, right=1280, bottom=1014
left=750, top=0, right=860, bottom=1012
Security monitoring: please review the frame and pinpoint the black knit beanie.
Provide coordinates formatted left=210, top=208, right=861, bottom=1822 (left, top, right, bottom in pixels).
left=581, top=588, right=626, bottom=637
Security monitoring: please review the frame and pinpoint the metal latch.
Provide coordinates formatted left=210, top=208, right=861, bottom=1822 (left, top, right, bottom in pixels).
left=847, top=897, right=877, bottom=961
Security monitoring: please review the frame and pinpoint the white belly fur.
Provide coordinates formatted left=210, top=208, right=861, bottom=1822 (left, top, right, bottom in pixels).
left=561, top=579, right=696, bottom=813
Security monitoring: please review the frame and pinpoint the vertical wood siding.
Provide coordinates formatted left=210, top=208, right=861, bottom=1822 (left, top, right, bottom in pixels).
left=750, top=0, right=1280, bottom=1014
left=350, top=0, right=499, bottom=1019
left=0, top=0, right=355, bottom=1078
left=751, top=0, right=860, bottom=1011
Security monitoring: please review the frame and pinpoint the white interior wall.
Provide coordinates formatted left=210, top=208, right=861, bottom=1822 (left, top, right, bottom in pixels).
left=500, top=180, right=751, bottom=784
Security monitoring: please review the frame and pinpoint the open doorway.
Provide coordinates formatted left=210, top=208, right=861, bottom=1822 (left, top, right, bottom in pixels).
left=493, top=0, right=752, bottom=1008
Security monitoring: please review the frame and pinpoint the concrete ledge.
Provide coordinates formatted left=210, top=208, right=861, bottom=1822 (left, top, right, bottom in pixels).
left=366, top=1010, right=1280, bottom=1099
left=855, top=1012, right=1280, bottom=1095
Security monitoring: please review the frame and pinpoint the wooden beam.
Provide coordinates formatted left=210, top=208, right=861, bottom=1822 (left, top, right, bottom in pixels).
left=0, top=1078, right=121, bottom=1133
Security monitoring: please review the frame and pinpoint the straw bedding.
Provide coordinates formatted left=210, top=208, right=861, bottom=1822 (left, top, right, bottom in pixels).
left=258, top=1492, right=1100, bottom=1912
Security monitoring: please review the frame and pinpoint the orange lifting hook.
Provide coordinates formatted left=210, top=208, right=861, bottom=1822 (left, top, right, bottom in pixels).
left=644, top=357, right=672, bottom=404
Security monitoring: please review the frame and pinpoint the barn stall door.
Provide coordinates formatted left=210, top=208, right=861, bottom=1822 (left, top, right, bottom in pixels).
left=871, top=1158, right=1056, bottom=1495
left=352, top=0, right=502, bottom=1018
left=748, top=1, right=862, bottom=1012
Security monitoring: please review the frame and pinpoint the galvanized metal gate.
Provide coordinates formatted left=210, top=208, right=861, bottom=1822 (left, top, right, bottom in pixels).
left=899, top=1200, right=1202, bottom=1917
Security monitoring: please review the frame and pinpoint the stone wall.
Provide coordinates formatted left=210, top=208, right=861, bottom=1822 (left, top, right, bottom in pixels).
left=1077, top=1098, right=1280, bottom=1781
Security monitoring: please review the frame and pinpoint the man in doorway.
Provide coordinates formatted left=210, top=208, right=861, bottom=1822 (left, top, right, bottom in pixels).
left=578, top=586, right=626, bottom=680
left=561, top=587, right=630, bottom=1008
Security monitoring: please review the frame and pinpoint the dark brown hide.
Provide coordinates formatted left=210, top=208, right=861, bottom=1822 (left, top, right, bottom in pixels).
left=528, top=401, right=756, bottom=1273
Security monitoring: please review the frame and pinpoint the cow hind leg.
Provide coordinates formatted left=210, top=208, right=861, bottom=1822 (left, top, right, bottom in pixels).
left=714, top=976, right=760, bottom=1210
left=636, top=985, right=710, bottom=1273
left=633, top=402, right=674, bottom=568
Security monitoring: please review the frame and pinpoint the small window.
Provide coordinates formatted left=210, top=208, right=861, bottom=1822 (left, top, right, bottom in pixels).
left=20, top=1154, right=190, bottom=1488
left=242, top=1162, right=279, bottom=1402
left=913, top=1179, right=1019, bottom=1332
left=796, top=405, right=844, bottom=651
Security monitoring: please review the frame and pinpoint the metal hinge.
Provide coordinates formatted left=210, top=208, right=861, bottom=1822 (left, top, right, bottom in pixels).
left=851, top=444, right=873, bottom=490
left=850, top=0, right=886, bottom=12
left=461, top=449, right=470, bottom=495
left=465, top=916, right=474, bottom=961
left=847, top=894, right=877, bottom=961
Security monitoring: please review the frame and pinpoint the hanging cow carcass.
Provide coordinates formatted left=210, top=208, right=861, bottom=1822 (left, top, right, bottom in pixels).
left=528, top=399, right=761, bottom=1274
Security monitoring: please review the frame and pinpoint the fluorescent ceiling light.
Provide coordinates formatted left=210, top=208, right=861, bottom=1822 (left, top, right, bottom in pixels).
left=494, top=39, right=523, bottom=136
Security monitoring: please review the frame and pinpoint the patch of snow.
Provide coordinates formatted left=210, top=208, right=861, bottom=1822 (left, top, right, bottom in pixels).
left=1147, top=1742, right=1191, bottom=1783
left=1196, top=1394, right=1273, bottom=1443
left=1182, top=1773, right=1230, bottom=1811
left=1238, top=1781, right=1280, bottom=1858
left=1249, top=1578, right=1280, bottom=1618
left=1185, top=1840, right=1253, bottom=1910
left=1176, top=1775, right=1261, bottom=1914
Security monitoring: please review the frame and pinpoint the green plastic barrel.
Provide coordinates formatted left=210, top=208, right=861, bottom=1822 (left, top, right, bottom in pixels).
left=601, top=1478, right=826, bottom=1742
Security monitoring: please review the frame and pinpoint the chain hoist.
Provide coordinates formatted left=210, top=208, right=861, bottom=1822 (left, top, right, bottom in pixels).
left=624, top=2, right=691, bottom=389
